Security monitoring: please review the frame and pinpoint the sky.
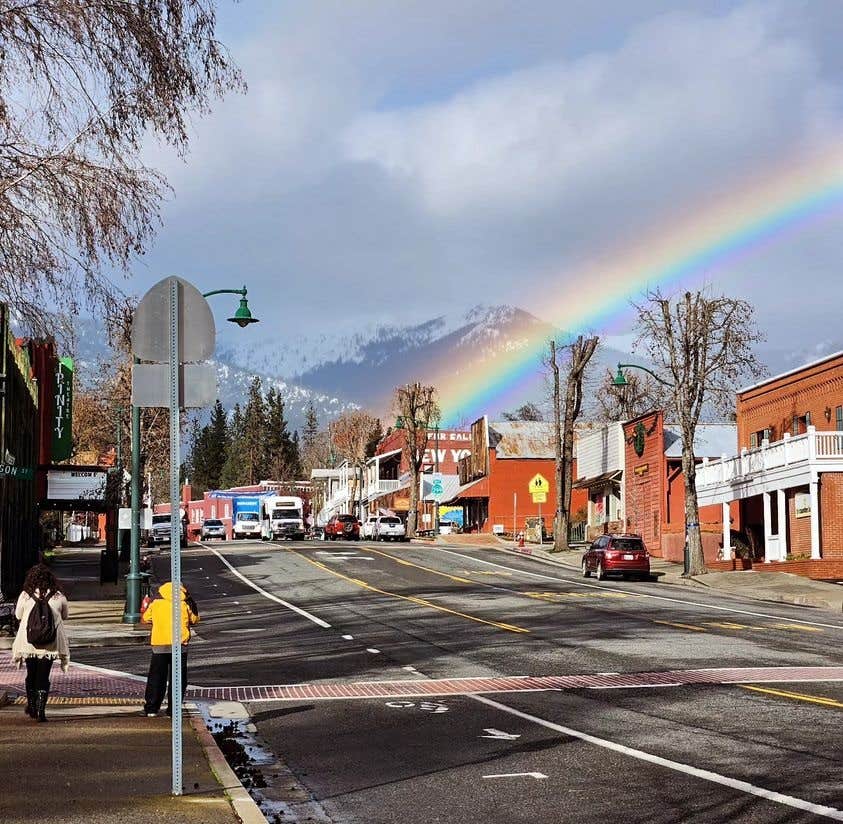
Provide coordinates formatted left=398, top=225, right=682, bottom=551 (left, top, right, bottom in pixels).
left=134, top=1, right=843, bottom=358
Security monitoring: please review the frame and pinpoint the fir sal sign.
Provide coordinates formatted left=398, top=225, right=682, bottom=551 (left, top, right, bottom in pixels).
left=52, top=357, right=74, bottom=461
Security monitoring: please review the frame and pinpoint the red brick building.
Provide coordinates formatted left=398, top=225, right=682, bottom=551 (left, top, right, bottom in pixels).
left=622, top=411, right=738, bottom=563
left=697, top=350, right=843, bottom=578
left=444, top=417, right=587, bottom=537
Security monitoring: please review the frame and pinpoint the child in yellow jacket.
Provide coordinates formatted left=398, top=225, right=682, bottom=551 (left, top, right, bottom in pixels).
left=140, top=581, right=199, bottom=716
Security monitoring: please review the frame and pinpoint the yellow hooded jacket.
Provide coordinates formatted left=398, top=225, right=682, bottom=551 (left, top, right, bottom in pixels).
left=141, top=581, right=198, bottom=645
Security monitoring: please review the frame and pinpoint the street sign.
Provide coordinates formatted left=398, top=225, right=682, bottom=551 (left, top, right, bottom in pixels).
left=0, top=463, right=33, bottom=480
left=131, top=276, right=215, bottom=363
left=531, top=491, right=547, bottom=504
left=131, top=362, right=217, bottom=408
left=529, top=473, right=549, bottom=495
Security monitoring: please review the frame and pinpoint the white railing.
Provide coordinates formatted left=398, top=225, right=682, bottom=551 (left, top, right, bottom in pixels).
left=366, top=479, right=402, bottom=499
left=697, top=428, right=843, bottom=489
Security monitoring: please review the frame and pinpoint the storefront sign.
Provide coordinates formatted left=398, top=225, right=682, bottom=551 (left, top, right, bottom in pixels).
left=52, top=357, right=74, bottom=461
left=46, top=469, right=108, bottom=502
left=634, top=463, right=649, bottom=476
left=795, top=492, right=811, bottom=519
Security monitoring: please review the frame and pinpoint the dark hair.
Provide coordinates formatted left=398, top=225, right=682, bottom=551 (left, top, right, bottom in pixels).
left=22, top=563, right=61, bottom=599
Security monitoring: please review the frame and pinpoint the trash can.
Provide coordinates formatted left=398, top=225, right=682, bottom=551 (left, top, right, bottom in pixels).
left=100, top=549, right=119, bottom=584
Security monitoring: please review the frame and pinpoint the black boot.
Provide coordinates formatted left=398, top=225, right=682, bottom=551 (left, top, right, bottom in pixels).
left=36, top=690, right=48, bottom=722
left=24, top=689, right=36, bottom=718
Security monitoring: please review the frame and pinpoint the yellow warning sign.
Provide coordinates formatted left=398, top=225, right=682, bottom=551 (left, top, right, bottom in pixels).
left=529, top=473, right=549, bottom=495
left=531, top=492, right=547, bottom=504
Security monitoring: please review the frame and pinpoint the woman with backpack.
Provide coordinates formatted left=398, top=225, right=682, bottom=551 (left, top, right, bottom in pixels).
left=11, top=563, right=70, bottom=722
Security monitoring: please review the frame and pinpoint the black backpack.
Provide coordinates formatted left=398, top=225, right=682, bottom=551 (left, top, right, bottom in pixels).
left=26, top=594, right=56, bottom=646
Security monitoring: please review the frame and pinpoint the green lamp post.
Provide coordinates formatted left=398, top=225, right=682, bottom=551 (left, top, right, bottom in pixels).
left=122, top=285, right=260, bottom=624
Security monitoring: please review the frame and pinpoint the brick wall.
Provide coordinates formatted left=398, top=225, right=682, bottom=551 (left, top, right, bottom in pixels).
left=820, top=473, right=843, bottom=557
left=737, top=353, right=843, bottom=448
left=707, top=558, right=843, bottom=580
left=787, top=486, right=812, bottom=558
left=623, top=411, right=664, bottom=551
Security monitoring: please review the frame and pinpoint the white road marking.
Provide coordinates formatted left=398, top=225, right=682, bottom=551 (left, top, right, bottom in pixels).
left=342, top=634, right=354, bottom=640
left=480, top=728, right=521, bottom=740
left=483, top=772, right=547, bottom=780
left=433, top=547, right=843, bottom=631
left=472, top=694, right=843, bottom=821
left=72, top=662, right=147, bottom=684
left=207, top=546, right=331, bottom=629
left=386, top=701, right=415, bottom=708
left=366, top=648, right=381, bottom=654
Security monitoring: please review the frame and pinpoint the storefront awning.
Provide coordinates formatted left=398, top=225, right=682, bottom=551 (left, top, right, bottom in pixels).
left=573, top=470, right=622, bottom=490
left=443, top=476, right=489, bottom=503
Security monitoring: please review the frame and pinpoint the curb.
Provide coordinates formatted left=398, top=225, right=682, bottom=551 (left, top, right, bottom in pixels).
left=189, top=712, right=269, bottom=824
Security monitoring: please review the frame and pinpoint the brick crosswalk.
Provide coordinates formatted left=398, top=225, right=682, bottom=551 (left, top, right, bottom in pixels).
left=2, top=661, right=842, bottom=703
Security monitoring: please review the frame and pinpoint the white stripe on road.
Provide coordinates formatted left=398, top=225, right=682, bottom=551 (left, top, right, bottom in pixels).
left=207, top=546, right=332, bottom=629
left=433, top=547, right=843, bottom=631
left=72, top=661, right=148, bottom=683
left=472, top=694, right=843, bottom=821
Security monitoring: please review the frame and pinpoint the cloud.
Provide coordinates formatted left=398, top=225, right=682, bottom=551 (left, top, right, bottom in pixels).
left=136, top=1, right=843, bottom=356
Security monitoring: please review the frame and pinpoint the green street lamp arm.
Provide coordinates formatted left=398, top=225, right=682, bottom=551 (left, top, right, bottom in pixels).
left=201, top=286, right=247, bottom=299
left=614, top=362, right=673, bottom=388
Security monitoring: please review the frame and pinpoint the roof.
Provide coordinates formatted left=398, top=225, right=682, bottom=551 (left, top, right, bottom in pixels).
left=421, top=474, right=461, bottom=502
left=573, top=470, right=622, bottom=489
left=367, top=448, right=402, bottom=465
left=663, top=424, right=737, bottom=458
left=489, top=421, right=555, bottom=459
left=442, top=476, right=490, bottom=502
left=738, top=350, right=843, bottom=395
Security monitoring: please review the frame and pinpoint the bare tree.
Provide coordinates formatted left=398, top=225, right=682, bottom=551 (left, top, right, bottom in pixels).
left=0, top=1, right=243, bottom=334
left=594, top=368, right=664, bottom=422
left=634, top=290, right=764, bottom=575
left=329, top=410, right=379, bottom=519
left=550, top=335, right=599, bottom=552
left=393, top=383, right=440, bottom=539
left=501, top=403, right=544, bottom=422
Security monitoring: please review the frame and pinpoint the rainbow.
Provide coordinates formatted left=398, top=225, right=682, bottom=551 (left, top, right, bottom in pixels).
left=435, top=145, right=843, bottom=425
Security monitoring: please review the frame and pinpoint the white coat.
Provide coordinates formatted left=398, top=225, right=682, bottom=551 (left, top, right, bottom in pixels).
left=11, top=590, right=70, bottom=672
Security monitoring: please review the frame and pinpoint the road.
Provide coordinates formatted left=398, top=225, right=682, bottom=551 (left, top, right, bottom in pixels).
left=77, top=539, right=843, bottom=823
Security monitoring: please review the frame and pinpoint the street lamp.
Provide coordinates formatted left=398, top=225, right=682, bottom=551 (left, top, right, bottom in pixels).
left=612, top=362, right=692, bottom=578
left=123, top=286, right=260, bottom=624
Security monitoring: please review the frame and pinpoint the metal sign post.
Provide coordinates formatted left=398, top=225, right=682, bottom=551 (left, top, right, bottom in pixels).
left=168, top=277, right=183, bottom=797
left=131, top=275, right=217, bottom=797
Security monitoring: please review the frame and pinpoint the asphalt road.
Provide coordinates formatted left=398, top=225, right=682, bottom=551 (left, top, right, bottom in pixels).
left=76, top=539, right=843, bottom=823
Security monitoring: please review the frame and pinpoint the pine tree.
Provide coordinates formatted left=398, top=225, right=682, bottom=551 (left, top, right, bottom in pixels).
left=205, top=400, right=230, bottom=490
left=303, top=402, right=318, bottom=453
left=264, top=387, right=290, bottom=481
left=241, top=377, right=267, bottom=484
left=220, top=403, right=247, bottom=489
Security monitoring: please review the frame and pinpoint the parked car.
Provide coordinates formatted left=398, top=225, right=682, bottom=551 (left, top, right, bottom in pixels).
left=582, top=534, right=650, bottom=581
left=325, top=514, right=360, bottom=541
left=150, top=514, right=187, bottom=548
left=361, top=516, right=379, bottom=540
left=374, top=515, right=406, bottom=542
left=200, top=518, right=226, bottom=541
left=232, top=511, right=261, bottom=540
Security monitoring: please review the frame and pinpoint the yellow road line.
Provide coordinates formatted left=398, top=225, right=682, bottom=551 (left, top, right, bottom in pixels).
left=767, top=623, right=824, bottom=633
left=738, top=685, right=843, bottom=709
left=653, top=620, right=707, bottom=632
left=284, top=547, right=529, bottom=634
left=365, top=546, right=474, bottom=584
left=705, top=621, right=754, bottom=630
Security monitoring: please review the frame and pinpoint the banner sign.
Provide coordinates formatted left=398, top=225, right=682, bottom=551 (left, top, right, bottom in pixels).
left=52, top=357, right=74, bottom=462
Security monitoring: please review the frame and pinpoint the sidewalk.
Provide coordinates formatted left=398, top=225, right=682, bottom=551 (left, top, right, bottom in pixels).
left=438, top=534, right=843, bottom=612
left=0, top=548, right=267, bottom=824
left=0, top=703, right=244, bottom=824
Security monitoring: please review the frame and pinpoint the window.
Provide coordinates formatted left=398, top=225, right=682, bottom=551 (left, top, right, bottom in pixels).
left=750, top=428, right=773, bottom=448
left=792, top=415, right=811, bottom=436
left=836, top=406, right=843, bottom=432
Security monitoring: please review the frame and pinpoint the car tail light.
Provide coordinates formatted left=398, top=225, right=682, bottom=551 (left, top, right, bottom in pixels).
left=604, top=550, right=618, bottom=559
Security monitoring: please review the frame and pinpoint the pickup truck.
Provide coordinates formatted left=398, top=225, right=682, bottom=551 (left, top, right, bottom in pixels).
left=150, top=514, right=188, bottom=548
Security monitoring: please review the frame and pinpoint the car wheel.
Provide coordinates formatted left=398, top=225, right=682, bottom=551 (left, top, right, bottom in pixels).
left=596, top=561, right=605, bottom=581
left=582, top=558, right=590, bottom=578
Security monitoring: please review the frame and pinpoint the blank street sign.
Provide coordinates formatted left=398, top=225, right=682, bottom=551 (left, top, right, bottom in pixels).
left=131, top=362, right=217, bottom=408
